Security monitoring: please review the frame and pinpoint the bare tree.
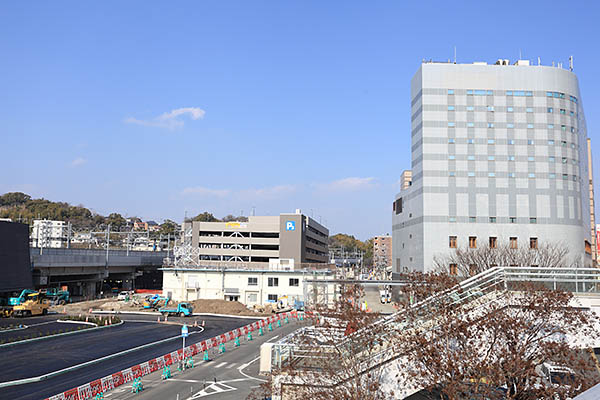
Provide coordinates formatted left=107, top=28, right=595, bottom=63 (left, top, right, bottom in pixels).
left=432, top=242, right=572, bottom=276
left=249, top=285, right=394, bottom=400
left=394, top=272, right=600, bottom=399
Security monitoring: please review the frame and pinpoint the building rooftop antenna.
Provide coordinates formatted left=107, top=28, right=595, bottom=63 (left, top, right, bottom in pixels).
left=454, top=46, right=457, bottom=64
left=569, top=55, right=574, bottom=71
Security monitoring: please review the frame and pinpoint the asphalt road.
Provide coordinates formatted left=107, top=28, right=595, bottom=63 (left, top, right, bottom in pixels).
left=110, top=320, right=302, bottom=400
left=0, top=314, right=257, bottom=400
left=0, top=315, right=91, bottom=343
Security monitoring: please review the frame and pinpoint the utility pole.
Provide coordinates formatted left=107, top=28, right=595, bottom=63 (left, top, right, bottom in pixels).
left=105, top=224, right=111, bottom=265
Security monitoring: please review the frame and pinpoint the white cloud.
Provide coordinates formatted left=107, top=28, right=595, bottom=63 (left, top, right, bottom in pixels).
left=181, top=186, right=230, bottom=197
left=125, top=107, right=206, bottom=130
left=240, top=184, right=297, bottom=199
left=318, top=177, right=377, bottom=192
left=70, top=157, right=87, bottom=167
left=181, top=184, right=297, bottom=200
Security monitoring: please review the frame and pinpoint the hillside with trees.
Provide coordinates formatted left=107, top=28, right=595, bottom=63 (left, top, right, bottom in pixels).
left=329, top=233, right=374, bottom=265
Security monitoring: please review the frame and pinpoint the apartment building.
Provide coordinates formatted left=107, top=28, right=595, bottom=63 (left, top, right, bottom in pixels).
left=393, top=59, right=593, bottom=272
left=373, top=235, right=392, bottom=267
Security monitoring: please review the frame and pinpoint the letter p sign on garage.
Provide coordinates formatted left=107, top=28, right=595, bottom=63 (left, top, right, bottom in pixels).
left=286, top=221, right=295, bottom=231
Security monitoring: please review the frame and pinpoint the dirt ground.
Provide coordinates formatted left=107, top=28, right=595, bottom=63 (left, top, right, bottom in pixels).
left=50, top=296, right=277, bottom=317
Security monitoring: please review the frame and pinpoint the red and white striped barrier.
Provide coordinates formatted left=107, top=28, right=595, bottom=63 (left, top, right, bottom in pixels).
left=45, top=311, right=302, bottom=400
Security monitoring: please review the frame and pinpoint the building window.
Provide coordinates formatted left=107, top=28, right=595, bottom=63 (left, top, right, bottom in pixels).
left=549, top=173, right=556, bottom=179
left=571, top=127, right=575, bottom=133
left=469, top=217, right=476, bottom=223
left=468, top=155, right=475, bottom=160
left=449, top=264, right=458, bottom=276
left=468, top=172, right=475, bottom=177
left=548, top=124, right=554, bottom=129
left=449, top=155, right=456, bottom=160
left=449, top=236, right=457, bottom=248
left=448, top=138, right=455, bottom=143
left=488, top=172, right=495, bottom=177
left=268, top=277, right=279, bottom=287
left=562, top=157, right=568, bottom=164
left=528, top=173, right=535, bottom=178
left=467, top=89, right=473, bottom=95
left=467, top=106, right=474, bottom=111
left=549, top=156, right=555, bottom=162
left=508, top=139, right=515, bottom=145
left=487, top=106, right=494, bottom=112
left=449, top=217, right=457, bottom=222
left=526, top=107, right=533, bottom=113
left=527, top=124, right=534, bottom=129
left=449, top=171, right=456, bottom=177
left=508, top=155, right=515, bottom=161
left=488, top=156, right=495, bottom=161
left=489, top=237, right=498, bottom=249
left=448, top=122, right=456, bottom=127
left=508, top=172, right=516, bottom=178
left=448, top=105, right=455, bottom=111
left=563, top=174, right=568, bottom=180
left=528, top=156, right=534, bottom=161
left=448, top=89, right=454, bottom=95
left=469, top=265, right=477, bottom=276
left=528, top=140, right=534, bottom=145
left=507, top=106, right=514, bottom=112
left=548, top=140, right=555, bottom=145
left=561, top=125, right=567, bottom=131
left=467, top=122, right=475, bottom=127
left=248, top=277, right=258, bottom=286
left=530, top=217, right=537, bottom=224
left=488, top=139, right=495, bottom=144
left=560, top=109, right=566, bottom=114
left=469, top=236, right=477, bottom=248
left=547, top=107, right=553, bottom=113
left=510, top=237, right=518, bottom=249
left=489, top=217, right=496, bottom=223
left=467, top=138, right=475, bottom=144
left=530, top=237, right=538, bottom=249
left=487, top=123, right=495, bottom=128
left=561, top=141, right=567, bottom=147
left=507, top=123, right=514, bottom=128
left=289, top=278, right=299, bottom=287
left=268, top=294, right=278, bottom=302
left=509, top=217, right=517, bottom=224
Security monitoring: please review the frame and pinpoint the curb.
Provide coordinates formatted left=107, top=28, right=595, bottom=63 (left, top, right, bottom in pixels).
left=92, top=309, right=267, bottom=320
left=0, top=320, right=123, bottom=349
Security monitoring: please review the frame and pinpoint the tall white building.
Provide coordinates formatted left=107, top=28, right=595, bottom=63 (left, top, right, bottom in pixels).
left=393, top=59, right=593, bottom=272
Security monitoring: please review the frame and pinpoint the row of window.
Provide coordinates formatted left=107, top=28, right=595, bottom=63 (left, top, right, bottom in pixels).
left=448, top=171, right=579, bottom=180
left=449, top=235, right=538, bottom=249
left=250, top=277, right=300, bottom=287
left=448, top=155, right=578, bottom=164
left=448, top=138, right=576, bottom=147
left=448, top=105, right=577, bottom=116
left=448, top=121, right=577, bottom=132
left=449, top=217, right=538, bottom=224
left=548, top=107, right=576, bottom=116
left=447, top=89, right=578, bottom=103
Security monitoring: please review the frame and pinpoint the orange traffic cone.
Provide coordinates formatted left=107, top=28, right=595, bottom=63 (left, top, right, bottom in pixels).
left=194, top=320, right=198, bottom=327
left=202, top=320, right=205, bottom=327
left=85, top=316, right=88, bottom=322
left=157, top=317, right=160, bottom=323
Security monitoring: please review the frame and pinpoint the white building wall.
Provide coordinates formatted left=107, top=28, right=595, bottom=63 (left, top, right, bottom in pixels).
left=394, top=61, right=592, bottom=272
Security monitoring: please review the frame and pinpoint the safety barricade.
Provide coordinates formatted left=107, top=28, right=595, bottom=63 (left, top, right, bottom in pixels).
left=45, top=311, right=298, bottom=400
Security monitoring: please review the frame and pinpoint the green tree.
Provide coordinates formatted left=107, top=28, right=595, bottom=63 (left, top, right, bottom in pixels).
left=0, top=192, right=31, bottom=207
left=190, top=212, right=220, bottom=222
left=159, top=219, right=178, bottom=235
left=106, top=213, right=126, bottom=230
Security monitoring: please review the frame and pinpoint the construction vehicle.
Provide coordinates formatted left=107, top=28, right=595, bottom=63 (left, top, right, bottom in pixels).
left=9, top=289, right=37, bottom=306
left=13, top=292, right=50, bottom=317
left=159, top=303, right=193, bottom=317
left=143, top=294, right=170, bottom=310
left=43, top=288, right=71, bottom=305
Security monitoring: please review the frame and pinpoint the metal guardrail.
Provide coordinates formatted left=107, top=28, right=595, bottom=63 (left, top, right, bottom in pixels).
left=271, top=266, right=600, bottom=371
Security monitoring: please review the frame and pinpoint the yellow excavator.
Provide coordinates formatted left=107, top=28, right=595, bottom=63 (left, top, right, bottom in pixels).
left=13, top=292, right=50, bottom=317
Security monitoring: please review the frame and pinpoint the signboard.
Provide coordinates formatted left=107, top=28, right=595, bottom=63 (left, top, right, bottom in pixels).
left=181, top=324, right=188, bottom=338
left=285, top=221, right=295, bottom=231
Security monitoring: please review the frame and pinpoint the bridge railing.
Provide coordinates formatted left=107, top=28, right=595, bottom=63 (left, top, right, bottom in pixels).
left=271, top=266, right=600, bottom=373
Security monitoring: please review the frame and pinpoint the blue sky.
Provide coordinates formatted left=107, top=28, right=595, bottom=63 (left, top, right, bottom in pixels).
left=1, top=1, right=599, bottom=239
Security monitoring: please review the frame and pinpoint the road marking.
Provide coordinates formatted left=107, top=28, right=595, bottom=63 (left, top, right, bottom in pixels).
left=266, top=335, right=279, bottom=343
left=214, top=362, right=227, bottom=368
left=238, top=356, right=266, bottom=382
left=169, top=378, right=202, bottom=383
left=189, top=382, right=237, bottom=398
left=0, top=327, right=205, bottom=387
left=226, top=363, right=236, bottom=369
